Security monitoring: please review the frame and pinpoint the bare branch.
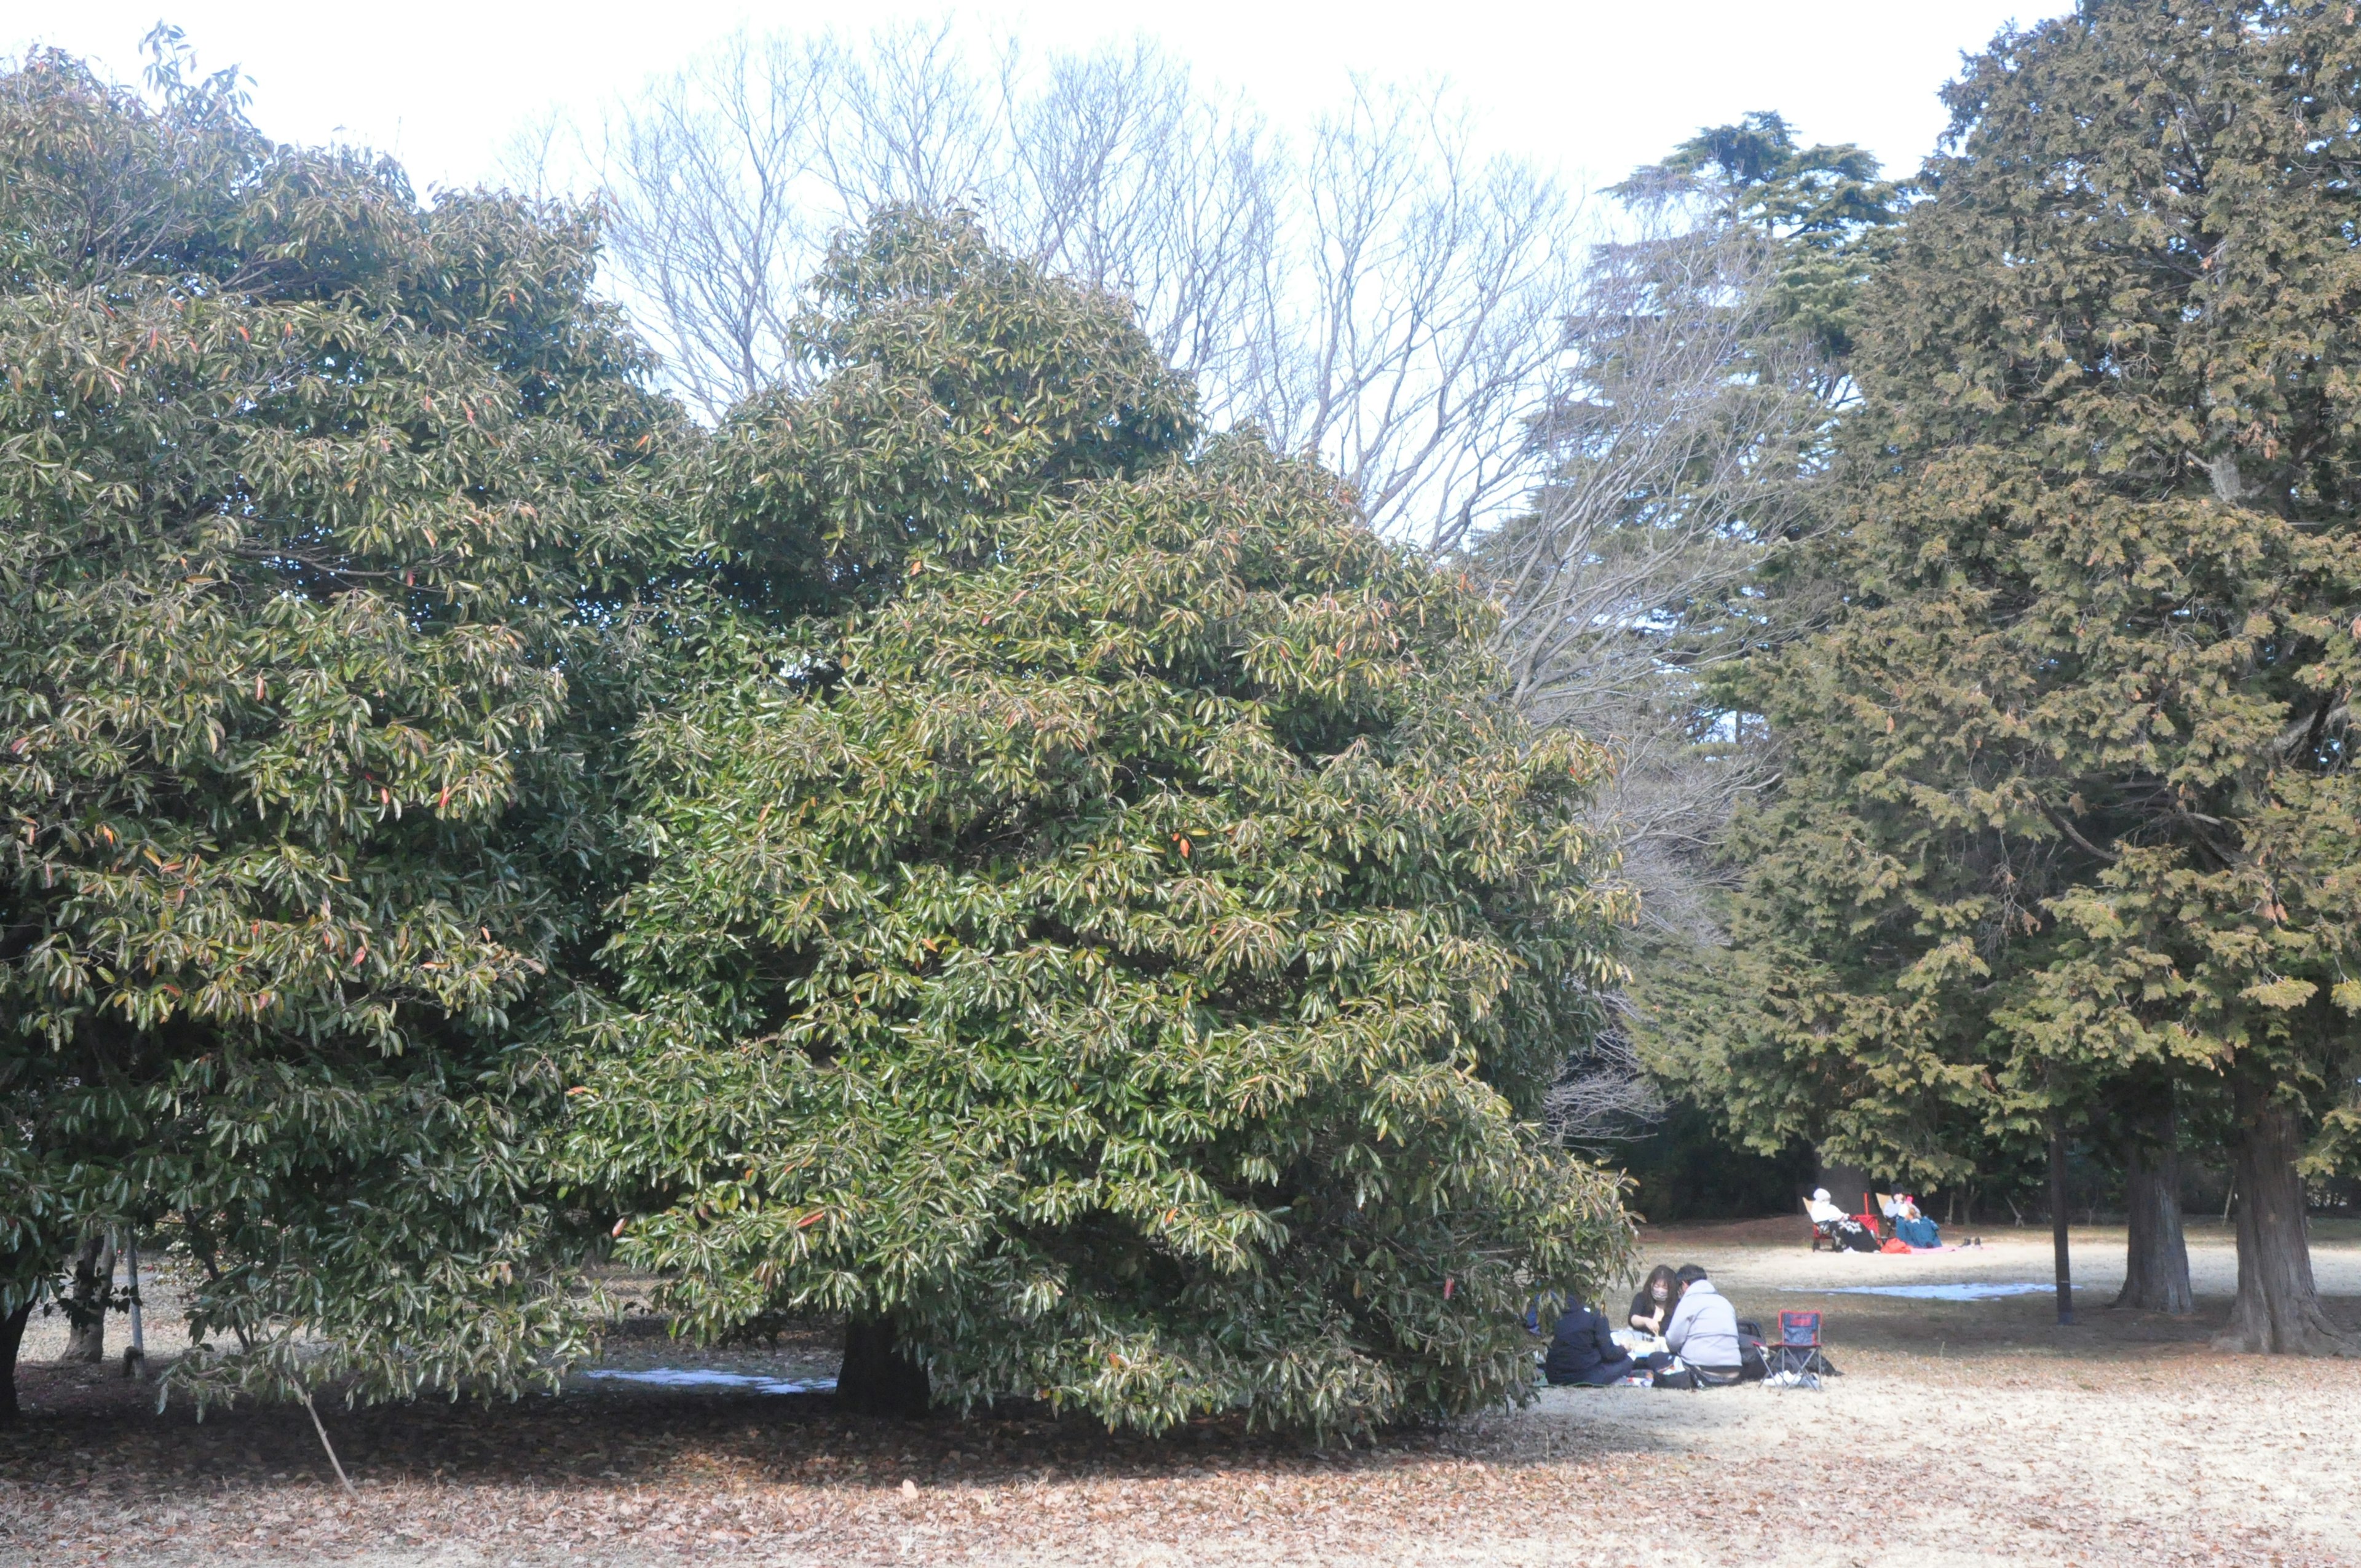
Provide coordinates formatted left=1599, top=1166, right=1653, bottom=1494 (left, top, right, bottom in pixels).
left=1546, top=1010, right=1667, bottom=1149
left=568, top=28, right=1584, bottom=540
left=1473, top=212, right=1834, bottom=953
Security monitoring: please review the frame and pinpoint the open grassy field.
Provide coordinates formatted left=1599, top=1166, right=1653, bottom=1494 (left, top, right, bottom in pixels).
left=4, top=1216, right=2356, bottom=1566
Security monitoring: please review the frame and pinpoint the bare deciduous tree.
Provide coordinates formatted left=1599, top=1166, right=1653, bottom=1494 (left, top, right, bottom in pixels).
left=1545, top=1012, right=1667, bottom=1152
left=1485, top=217, right=1825, bottom=933
left=1490, top=216, right=1835, bottom=1142
left=1267, top=84, right=1575, bottom=551
left=513, top=25, right=1580, bottom=545
left=585, top=33, right=831, bottom=418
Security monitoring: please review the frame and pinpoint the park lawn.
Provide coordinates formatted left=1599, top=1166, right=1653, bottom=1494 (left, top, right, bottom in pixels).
left=2, top=1218, right=2355, bottom=1567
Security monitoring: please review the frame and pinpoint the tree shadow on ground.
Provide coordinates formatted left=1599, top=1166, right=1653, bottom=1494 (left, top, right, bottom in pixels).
left=8, top=1263, right=2354, bottom=1506
left=0, top=1356, right=1643, bottom=1502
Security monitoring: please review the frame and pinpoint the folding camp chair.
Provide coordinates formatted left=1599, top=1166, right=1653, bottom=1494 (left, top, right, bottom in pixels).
left=1771, top=1310, right=1827, bottom=1391
left=1876, top=1192, right=1919, bottom=1241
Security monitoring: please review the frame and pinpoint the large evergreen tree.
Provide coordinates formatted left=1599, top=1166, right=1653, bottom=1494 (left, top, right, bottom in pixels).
left=0, top=38, right=670, bottom=1419
left=560, top=213, right=1636, bottom=1435
left=1653, top=1, right=2361, bottom=1352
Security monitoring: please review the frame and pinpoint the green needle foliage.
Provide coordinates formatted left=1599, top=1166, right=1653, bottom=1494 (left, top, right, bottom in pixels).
left=1648, top=2, right=2361, bottom=1352
left=563, top=216, right=1635, bottom=1437
left=0, top=38, right=672, bottom=1413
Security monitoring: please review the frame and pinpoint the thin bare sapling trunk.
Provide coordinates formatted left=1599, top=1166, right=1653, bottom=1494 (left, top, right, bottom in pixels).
left=2217, top=1087, right=2357, bottom=1355
left=2047, top=1123, right=2074, bottom=1326
left=0, top=1297, right=30, bottom=1427
left=303, top=1391, right=358, bottom=1495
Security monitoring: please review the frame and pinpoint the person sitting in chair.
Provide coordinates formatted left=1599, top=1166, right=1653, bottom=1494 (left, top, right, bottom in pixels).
left=1660, top=1264, right=1745, bottom=1387
left=1543, top=1295, right=1646, bottom=1387
left=1894, top=1197, right=1942, bottom=1249
left=1806, top=1187, right=1879, bottom=1252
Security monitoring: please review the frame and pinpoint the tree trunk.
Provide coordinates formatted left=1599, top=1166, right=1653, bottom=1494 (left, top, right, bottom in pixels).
left=836, top=1315, right=931, bottom=1417
left=2047, top=1122, right=2074, bottom=1326
left=2114, top=1104, right=2193, bottom=1314
left=63, top=1233, right=113, bottom=1364
left=0, top=1299, right=30, bottom=1427
left=2217, top=1088, right=2357, bottom=1356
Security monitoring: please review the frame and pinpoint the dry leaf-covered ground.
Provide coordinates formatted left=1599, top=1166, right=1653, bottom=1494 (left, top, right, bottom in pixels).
left=4, top=1216, right=2357, bottom=1567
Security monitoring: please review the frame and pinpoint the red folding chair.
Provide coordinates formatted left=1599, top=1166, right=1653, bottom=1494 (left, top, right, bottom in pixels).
left=1773, top=1310, right=1827, bottom=1392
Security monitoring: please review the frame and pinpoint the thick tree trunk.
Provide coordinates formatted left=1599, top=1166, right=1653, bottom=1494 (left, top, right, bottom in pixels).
left=62, top=1233, right=113, bottom=1364
left=836, top=1315, right=931, bottom=1417
left=2114, top=1104, right=2193, bottom=1315
left=0, top=1299, right=30, bottom=1427
left=2217, top=1090, right=2357, bottom=1356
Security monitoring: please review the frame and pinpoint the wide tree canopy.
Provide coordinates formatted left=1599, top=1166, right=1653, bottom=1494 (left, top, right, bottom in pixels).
left=0, top=39, right=671, bottom=1416
left=560, top=214, right=1636, bottom=1436
left=1647, top=0, right=2361, bottom=1353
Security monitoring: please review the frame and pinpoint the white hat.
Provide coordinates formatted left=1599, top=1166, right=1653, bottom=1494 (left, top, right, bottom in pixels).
left=1812, top=1188, right=1830, bottom=1203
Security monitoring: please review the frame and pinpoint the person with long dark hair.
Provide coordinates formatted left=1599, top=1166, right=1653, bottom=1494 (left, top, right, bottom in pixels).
left=1628, top=1265, right=1682, bottom=1337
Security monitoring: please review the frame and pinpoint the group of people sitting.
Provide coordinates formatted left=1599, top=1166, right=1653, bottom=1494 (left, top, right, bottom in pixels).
left=1805, top=1187, right=1975, bottom=1251
left=1541, top=1264, right=1754, bottom=1390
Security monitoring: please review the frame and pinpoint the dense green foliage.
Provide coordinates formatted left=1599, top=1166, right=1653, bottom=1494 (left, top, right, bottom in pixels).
left=0, top=41, right=669, bottom=1403
left=0, top=39, right=1640, bottom=1430
left=1645, top=1, right=2361, bottom=1350
left=689, top=214, right=1197, bottom=623
left=1614, top=1105, right=1813, bottom=1225
left=560, top=216, right=1637, bottom=1436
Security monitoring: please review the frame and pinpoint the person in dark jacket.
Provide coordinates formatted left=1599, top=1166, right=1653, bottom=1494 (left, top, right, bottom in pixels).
left=1544, top=1297, right=1641, bottom=1386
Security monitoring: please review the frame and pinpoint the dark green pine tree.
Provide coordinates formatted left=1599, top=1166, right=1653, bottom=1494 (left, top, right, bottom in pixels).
left=1652, top=1, right=2361, bottom=1353
left=0, top=38, right=673, bottom=1419
left=560, top=213, right=1637, bottom=1436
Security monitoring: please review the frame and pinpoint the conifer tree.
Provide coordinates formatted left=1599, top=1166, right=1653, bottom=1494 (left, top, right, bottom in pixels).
left=1654, top=1, right=2361, bottom=1352
left=561, top=215, right=1637, bottom=1435
left=0, top=38, right=671, bottom=1419
left=1613, top=109, right=1902, bottom=368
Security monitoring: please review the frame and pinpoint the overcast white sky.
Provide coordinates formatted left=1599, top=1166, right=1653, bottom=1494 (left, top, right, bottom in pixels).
left=10, top=2, right=2071, bottom=197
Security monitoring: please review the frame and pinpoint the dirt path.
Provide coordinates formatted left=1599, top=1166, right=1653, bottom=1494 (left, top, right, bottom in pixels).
left=4, top=1219, right=2355, bottom=1566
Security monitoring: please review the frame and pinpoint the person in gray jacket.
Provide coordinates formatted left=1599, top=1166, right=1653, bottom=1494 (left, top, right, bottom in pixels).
left=1661, top=1264, right=1742, bottom=1381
